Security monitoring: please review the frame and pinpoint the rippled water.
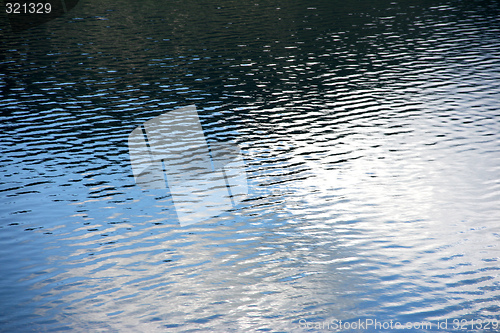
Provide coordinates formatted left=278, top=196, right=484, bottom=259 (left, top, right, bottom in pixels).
left=1, top=1, right=500, bottom=332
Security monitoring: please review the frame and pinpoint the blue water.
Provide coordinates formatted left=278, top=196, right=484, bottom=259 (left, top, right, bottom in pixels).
left=1, top=1, right=500, bottom=332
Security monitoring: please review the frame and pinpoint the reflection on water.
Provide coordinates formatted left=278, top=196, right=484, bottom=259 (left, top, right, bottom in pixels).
left=1, top=0, right=500, bottom=331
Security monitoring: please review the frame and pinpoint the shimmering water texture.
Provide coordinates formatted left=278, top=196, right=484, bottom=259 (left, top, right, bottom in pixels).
left=1, top=1, right=500, bottom=332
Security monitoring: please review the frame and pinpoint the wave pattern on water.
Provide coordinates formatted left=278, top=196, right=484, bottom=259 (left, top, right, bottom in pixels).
left=1, top=1, right=500, bottom=332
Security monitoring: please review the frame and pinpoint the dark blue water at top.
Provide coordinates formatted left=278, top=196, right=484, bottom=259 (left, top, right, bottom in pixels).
left=1, top=0, right=500, bottom=332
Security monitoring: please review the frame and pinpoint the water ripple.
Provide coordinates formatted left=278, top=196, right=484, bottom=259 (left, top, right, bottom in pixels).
left=1, top=0, right=500, bottom=332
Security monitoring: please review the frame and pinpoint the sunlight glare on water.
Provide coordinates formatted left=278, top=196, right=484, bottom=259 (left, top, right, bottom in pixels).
left=1, top=0, right=500, bottom=332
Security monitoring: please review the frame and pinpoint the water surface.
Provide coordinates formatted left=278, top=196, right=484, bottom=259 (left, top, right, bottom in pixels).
left=1, top=1, right=500, bottom=332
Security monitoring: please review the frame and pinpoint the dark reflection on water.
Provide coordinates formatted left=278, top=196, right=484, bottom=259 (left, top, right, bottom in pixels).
left=1, top=0, right=500, bottom=331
